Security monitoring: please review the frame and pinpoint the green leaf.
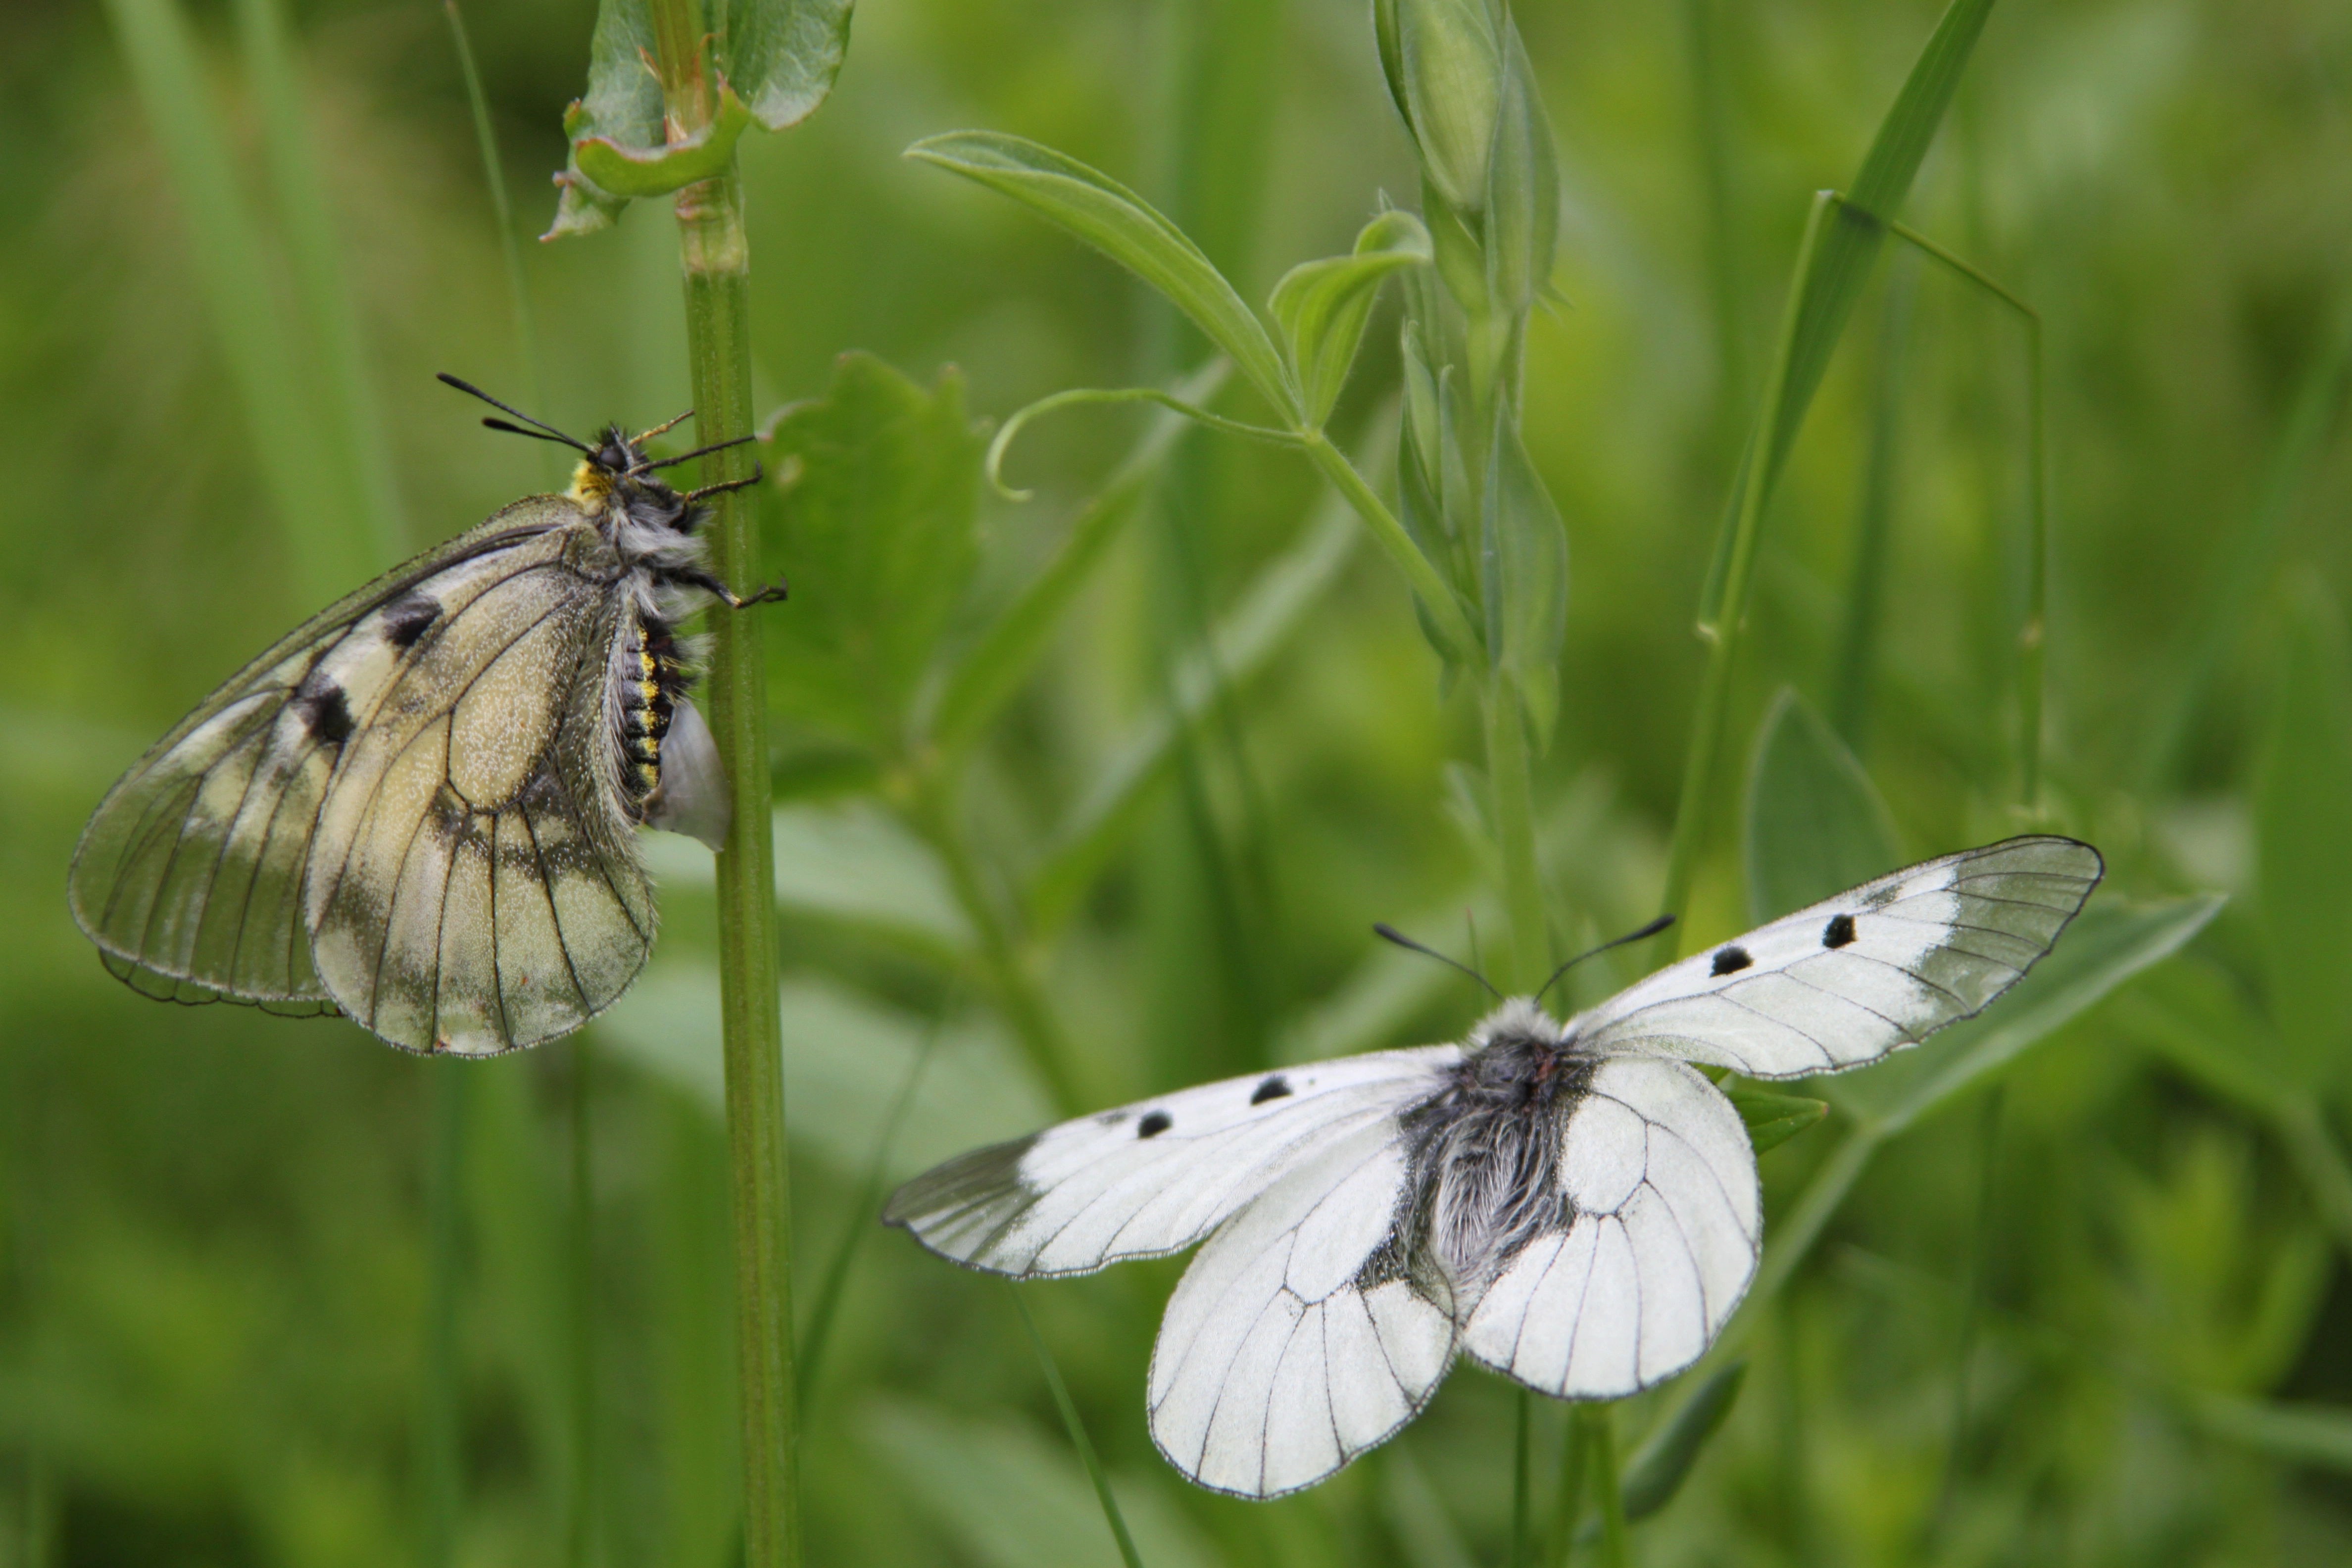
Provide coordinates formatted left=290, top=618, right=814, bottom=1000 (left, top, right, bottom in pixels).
left=1727, top=1088, right=1828, bottom=1155
left=1380, top=0, right=1501, bottom=215
left=573, top=85, right=755, bottom=198
left=906, top=131, right=1299, bottom=421
left=2183, top=1391, right=2352, bottom=1474
left=1828, top=895, right=2226, bottom=1133
left=2256, top=579, right=2352, bottom=1091
left=1482, top=18, right=1559, bottom=318
left=1268, top=210, right=1430, bottom=427
left=1482, top=403, right=1568, bottom=747
left=1621, top=1361, right=1746, bottom=1519
left=1742, top=687, right=1903, bottom=925
left=923, top=363, right=1226, bottom=755
left=759, top=353, right=986, bottom=750
left=724, top=0, right=854, bottom=131
left=546, top=0, right=664, bottom=238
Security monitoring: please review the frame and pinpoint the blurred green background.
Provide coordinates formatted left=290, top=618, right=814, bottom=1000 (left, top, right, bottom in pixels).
left=6, top=0, right=2352, bottom=1563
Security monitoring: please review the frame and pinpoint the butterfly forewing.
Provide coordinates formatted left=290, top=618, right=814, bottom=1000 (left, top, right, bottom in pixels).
left=67, top=505, right=577, bottom=1009
left=1579, top=835, right=2103, bottom=1079
left=1461, top=1055, right=1759, bottom=1398
left=1146, top=1119, right=1455, bottom=1498
left=883, top=1046, right=1459, bottom=1278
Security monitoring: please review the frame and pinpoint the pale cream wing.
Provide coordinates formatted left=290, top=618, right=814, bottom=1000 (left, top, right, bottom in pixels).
left=302, top=547, right=653, bottom=1054
left=68, top=501, right=584, bottom=1011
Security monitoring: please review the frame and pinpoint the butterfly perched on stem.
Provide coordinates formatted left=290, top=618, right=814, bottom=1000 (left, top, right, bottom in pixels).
left=887, top=836, right=2102, bottom=1498
left=68, top=377, right=783, bottom=1056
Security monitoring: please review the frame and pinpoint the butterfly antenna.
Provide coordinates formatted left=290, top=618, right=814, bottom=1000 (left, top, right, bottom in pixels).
left=1535, top=914, right=1675, bottom=1005
left=635, top=433, right=759, bottom=475
left=1372, top=924, right=1503, bottom=1002
left=438, top=373, right=592, bottom=454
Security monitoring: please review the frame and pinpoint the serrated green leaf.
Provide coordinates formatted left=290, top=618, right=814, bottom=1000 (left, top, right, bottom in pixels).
left=760, top=353, right=986, bottom=750
left=545, top=0, right=663, bottom=238
left=1482, top=403, right=1567, bottom=747
left=1622, top=1361, right=1746, bottom=1519
left=575, top=85, right=755, bottom=198
left=906, top=131, right=1298, bottom=421
left=1727, top=1087, right=1828, bottom=1155
left=2256, top=580, right=2352, bottom=1091
left=1268, top=210, right=1430, bottom=427
left=1483, top=19, right=1559, bottom=318
left=724, top=0, right=854, bottom=131
left=1742, top=687, right=1903, bottom=925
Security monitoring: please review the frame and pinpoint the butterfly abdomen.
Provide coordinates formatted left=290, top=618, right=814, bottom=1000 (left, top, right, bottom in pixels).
left=612, top=613, right=693, bottom=813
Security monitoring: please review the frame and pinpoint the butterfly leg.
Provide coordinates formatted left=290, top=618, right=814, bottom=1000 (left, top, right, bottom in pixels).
left=676, top=564, right=790, bottom=609
left=682, top=465, right=764, bottom=505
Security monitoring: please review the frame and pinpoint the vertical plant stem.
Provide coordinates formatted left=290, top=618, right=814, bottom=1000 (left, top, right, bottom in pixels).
left=1549, top=1406, right=1589, bottom=1568
left=1486, top=674, right=1549, bottom=989
left=1581, top=1405, right=1628, bottom=1568
left=1830, top=251, right=1917, bottom=749
left=648, top=9, right=797, bottom=1563
left=1010, top=1287, right=1147, bottom=1568
left=1682, top=0, right=1746, bottom=417
left=421, top=1065, right=469, bottom=1568
left=1659, top=192, right=1836, bottom=953
left=569, top=1043, right=596, bottom=1568
left=1511, top=1387, right=1533, bottom=1568
left=2015, top=309, right=2047, bottom=813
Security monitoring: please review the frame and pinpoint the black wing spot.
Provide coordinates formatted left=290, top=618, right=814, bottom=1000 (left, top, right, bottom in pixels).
left=1711, top=944, right=1753, bottom=977
left=381, top=591, right=442, bottom=649
left=1823, top=913, right=1857, bottom=949
left=297, top=678, right=354, bottom=744
left=1250, top=1074, right=1292, bottom=1105
left=1137, top=1110, right=1173, bottom=1139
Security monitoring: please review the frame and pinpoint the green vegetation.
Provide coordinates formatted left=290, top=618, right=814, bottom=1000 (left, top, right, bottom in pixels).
left=4, top=0, right=2351, bottom=1564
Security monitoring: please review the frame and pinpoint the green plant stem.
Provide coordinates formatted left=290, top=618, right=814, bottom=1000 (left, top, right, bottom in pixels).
left=1010, top=1287, right=1147, bottom=1568
left=1486, top=673, right=1549, bottom=989
left=420, top=1064, right=468, bottom=1568
left=1549, top=1407, right=1589, bottom=1568
left=1581, top=1405, right=1628, bottom=1568
left=1511, top=1387, right=1532, bottom=1568
left=650, top=9, right=797, bottom=1561
left=1298, top=429, right=1478, bottom=661
left=1659, top=191, right=1835, bottom=953
left=568, top=1042, right=596, bottom=1568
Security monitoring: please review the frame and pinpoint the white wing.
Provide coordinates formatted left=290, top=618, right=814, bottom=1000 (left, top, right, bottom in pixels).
left=1576, top=836, right=2103, bottom=1079
left=882, top=1046, right=1457, bottom=1278
left=1461, top=1056, right=1758, bottom=1397
left=1146, top=1119, right=1456, bottom=1498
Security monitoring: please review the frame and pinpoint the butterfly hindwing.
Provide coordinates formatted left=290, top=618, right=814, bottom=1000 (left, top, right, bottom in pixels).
left=1461, top=1055, right=1759, bottom=1398
left=67, top=503, right=580, bottom=1011
left=883, top=1046, right=1458, bottom=1278
left=1580, top=835, right=2103, bottom=1079
left=303, top=525, right=654, bottom=1055
left=1146, top=1118, right=1457, bottom=1498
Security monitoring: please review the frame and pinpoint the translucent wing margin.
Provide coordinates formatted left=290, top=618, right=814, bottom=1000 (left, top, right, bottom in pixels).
left=1461, top=1056, right=1759, bottom=1397
left=1578, top=836, right=2104, bottom=1079
left=882, top=1046, right=1458, bottom=1279
left=68, top=503, right=581, bottom=1012
left=1146, top=1120, right=1456, bottom=1498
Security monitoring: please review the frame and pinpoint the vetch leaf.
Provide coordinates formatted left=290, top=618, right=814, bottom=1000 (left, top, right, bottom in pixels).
left=1376, top=0, right=1500, bottom=215
left=1483, top=403, right=1568, bottom=747
left=1727, top=1088, right=1828, bottom=1155
left=2256, top=580, right=2352, bottom=1091
left=1482, top=19, right=1560, bottom=318
left=759, top=353, right=986, bottom=750
left=573, top=85, right=755, bottom=198
left=1742, top=687, right=1903, bottom=925
left=1269, top=210, right=1430, bottom=427
left=724, top=0, right=854, bottom=131
left=546, top=0, right=664, bottom=238
left=907, top=131, right=1299, bottom=421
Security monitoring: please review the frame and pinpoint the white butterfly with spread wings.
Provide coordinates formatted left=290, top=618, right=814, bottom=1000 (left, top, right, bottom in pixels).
left=887, top=836, right=2103, bottom=1498
left=68, top=378, right=781, bottom=1057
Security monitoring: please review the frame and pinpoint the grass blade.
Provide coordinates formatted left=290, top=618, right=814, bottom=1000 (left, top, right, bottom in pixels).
left=1008, top=1286, right=1147, bottom=1568
left=1741, top=686, right=1902, bottom=925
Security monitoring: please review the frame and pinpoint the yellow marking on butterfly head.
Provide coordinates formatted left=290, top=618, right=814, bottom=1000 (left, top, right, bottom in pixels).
left=568, top=461, right=615, bottom=505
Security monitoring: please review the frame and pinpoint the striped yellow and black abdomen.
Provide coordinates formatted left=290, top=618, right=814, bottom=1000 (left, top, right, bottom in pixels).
left=615, top=615, right=691, bottom=816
